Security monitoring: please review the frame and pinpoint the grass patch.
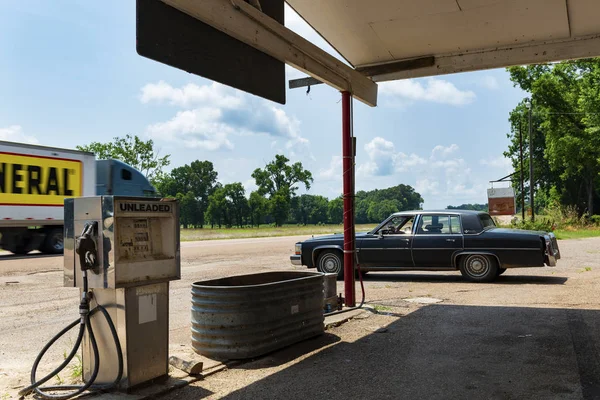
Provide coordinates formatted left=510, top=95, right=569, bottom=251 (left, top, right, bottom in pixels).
left=71, top=354, right=83, bottom=379
left=553, top=229, right=600, bottom=240
left=180, top=224, right=377, bottom=242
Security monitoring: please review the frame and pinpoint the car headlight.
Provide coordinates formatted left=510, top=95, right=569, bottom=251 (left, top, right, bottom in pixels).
left=295, top=243, right=302, bottom=255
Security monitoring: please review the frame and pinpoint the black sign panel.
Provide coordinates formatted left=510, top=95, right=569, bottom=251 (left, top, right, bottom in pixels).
left=136, top=0, right=285, bottom=104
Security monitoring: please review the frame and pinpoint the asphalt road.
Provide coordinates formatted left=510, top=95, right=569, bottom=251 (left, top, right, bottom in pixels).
left=1, top=236, right=600, bottom=399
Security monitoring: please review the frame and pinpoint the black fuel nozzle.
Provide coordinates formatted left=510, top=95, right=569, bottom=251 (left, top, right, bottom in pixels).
left=76, top=222, right=99, bottom=273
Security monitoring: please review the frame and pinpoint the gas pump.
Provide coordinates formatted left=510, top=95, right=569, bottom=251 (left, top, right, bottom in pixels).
left=20, top=196, right=180, bottom=399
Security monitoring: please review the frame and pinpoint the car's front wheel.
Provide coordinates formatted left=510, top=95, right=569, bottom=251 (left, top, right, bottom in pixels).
left=459, top=254, right=498, bottom=282
left=317, top=250, right=344, bottom=280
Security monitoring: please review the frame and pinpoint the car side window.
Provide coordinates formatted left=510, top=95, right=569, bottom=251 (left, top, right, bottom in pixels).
left=417, top=215, right=452, bottom=234
left=450, top=216, right=461, bottom=234
left=379, top=216, right=415, bottom=234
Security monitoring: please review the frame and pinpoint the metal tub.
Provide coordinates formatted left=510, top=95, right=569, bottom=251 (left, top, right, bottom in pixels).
left=191, top=271, right=324, bottom=359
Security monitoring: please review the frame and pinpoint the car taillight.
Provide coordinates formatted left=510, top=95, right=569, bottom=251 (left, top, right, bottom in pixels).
left=295, top=243, right=302, bottom=255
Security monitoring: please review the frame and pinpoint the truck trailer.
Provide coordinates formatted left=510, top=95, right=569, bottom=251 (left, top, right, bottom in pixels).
left=0, top=141, right=156, bottom=254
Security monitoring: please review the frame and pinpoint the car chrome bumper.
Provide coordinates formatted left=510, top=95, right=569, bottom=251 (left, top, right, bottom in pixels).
left=544, top=233, right=560, bottom=267
left=290, top=255, right=302, bottom=265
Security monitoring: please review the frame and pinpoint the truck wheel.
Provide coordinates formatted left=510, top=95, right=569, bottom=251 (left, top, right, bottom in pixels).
left=459, top=254, right=498, bottom=283
left=41, top=228, right=64, bottom=254
left=317, top=251, right=344, bottom=280
left=11, top=246, right=30, bottom=255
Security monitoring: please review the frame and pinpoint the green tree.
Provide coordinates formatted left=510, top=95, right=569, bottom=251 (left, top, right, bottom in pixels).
left=506, top=60, right=600, bottom=215
left=249, top=191, right=268, bottom=227
left=176, top=191, right=198, bottom=229
left=367, top=199, right=400, bottom=222
left=355, top=197, right=370, bottom=224
left=290, top=194, right=329, bottom=225
left=447, top=203, right=488, bottom=211
left=354, top=185, right=423, bottom=223
left=205, top=185, right=226, bottom=228
left=78, top=134, right=170, bottom=185
left=223, top=183, right=248, bottom=228
left=269, top=188, right=292, bottom=227
left=252, top=155, right=313, bottom=226
left=156, top=160, right=218, bottom=227
left=328, top=197, right=344, bottom=224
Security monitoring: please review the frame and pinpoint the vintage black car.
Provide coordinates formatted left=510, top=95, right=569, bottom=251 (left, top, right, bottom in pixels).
left=290, top=210, right=561, bottom=282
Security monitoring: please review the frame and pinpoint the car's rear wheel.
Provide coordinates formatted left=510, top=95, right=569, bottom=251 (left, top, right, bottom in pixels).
left=497, top=268, right=507, bottom=276
left=317, top=250, right=344, bottom=280
left=459, top=254, right=498, bottom=282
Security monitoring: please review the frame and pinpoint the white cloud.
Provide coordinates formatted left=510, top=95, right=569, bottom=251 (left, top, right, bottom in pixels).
left=0, top=125, right=38, bottom=144
left=415, top=179, right=441, bottom=197
left=477, top=75, right=500, bottom=90
left=271, top=107, right=308, bottom=149
left=140, top=81, right=243, bottom=109
left=358, top=137, right=426, bottom=177
left=379, top=78, right=476, bottom=106
left=357, top=138, right=487, bottom=207
left=146, top=108, right=234, bottom=151
left=141, top=81, right=309, bottom=151
left=431, top=144, right=459, bottom=159
left=319, top=155, right=342, bottom=180
left=480, top=156, right=512, bottom=170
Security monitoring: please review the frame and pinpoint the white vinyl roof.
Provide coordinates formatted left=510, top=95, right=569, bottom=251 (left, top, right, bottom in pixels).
left=286, top=0, right=600, bottom=81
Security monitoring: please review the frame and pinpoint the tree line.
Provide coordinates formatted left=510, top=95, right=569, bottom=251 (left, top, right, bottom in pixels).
left=78, top=138, right=424, bottom=228
left=155, top=155, right=424, bottom=228
left=504, top=59, right=600, bottom=216
left=446, top=204, right=488, bottom=211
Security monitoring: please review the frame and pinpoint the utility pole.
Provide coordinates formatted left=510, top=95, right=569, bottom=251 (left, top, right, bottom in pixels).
left=519, top=119, right=525, bottom=221
left=528, top=99, right=535, bottom=222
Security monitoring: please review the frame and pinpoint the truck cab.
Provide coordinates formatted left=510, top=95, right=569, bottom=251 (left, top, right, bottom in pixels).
left=95, top=159, right=157, bottom=197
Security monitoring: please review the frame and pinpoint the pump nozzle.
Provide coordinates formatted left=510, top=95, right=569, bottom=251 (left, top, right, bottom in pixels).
left=76, top=222, right=99, bottom=273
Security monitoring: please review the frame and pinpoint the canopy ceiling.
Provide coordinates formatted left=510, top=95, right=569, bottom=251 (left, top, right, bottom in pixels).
left=286, top=0, right=600, bottom=81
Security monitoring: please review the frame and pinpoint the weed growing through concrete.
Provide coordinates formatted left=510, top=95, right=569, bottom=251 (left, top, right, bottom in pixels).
left=71, top=354, right=83, bottom=379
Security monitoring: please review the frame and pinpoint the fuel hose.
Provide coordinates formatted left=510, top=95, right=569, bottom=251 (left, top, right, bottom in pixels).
left=18, top=271, right=123, bottom=399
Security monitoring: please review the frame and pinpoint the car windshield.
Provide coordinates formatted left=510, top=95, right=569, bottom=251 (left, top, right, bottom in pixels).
left=479, top=214, right=496, bottom=230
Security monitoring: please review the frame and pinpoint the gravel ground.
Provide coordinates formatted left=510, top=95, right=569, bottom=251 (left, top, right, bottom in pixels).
left=2, top=236, right=600, bottom=399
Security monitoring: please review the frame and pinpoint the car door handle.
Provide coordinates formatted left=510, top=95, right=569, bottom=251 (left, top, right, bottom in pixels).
left=400, top=238, right=410, bottom=241
left=446, top=239, right=456, bottom=242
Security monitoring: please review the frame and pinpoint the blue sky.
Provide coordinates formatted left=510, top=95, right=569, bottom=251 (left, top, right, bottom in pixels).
left=0, top=1, right=526, bottom=209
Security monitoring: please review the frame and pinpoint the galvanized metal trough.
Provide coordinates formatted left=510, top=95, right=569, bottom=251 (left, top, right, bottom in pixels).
left=191, top=271, right=325, bottom=360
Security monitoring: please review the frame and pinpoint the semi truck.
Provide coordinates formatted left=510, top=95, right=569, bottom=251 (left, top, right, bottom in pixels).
left=0, top=140, right=156, bottom=255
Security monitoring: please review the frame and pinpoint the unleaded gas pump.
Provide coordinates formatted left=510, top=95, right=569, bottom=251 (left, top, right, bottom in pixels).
left=20, top=196, right=180, bottom=399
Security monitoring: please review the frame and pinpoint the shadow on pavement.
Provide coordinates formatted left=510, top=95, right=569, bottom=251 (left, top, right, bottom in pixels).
left=363, top=273, right=568, bottom=285
left=235, top=332, right=341, bottom=370
left=216, top=304, right=599, bottom=400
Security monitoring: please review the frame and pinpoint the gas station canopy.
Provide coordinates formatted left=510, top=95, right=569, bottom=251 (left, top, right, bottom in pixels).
left=287, top=0, right=600, bottom=81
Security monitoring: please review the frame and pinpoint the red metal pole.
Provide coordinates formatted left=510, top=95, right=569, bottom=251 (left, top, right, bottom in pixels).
left=341, top=91, right=356, bottom=307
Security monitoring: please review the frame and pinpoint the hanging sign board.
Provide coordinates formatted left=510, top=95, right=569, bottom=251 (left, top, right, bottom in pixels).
left=136, top=0, right=286, bottom=104
left=487, top=187, right=516, bottom=216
